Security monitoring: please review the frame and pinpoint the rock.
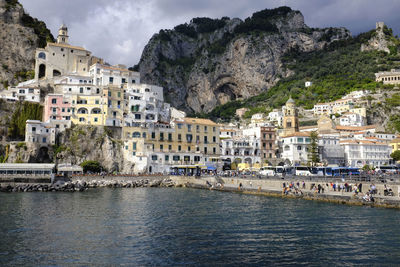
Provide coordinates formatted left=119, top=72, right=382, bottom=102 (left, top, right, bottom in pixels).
left=138, top=8, right=350, bottom=113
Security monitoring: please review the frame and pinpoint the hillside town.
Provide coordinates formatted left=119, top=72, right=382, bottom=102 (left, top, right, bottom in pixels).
left=0, top=24, right=399, bottom=174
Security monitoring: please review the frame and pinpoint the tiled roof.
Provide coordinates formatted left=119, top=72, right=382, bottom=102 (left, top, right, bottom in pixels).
left=175, top=117, right=219, bottom=126
left=48, top=42, right=88, bottom=51
left=283, top=132, right=311, bottom=138
left=336, top=125, right=376, bottom=131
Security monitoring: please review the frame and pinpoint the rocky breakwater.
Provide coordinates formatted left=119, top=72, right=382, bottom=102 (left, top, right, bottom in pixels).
left=0, top=177, right=176, bottom=192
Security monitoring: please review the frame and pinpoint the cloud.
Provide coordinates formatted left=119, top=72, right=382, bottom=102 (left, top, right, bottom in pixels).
left=19, top=0, right=400, bottom=66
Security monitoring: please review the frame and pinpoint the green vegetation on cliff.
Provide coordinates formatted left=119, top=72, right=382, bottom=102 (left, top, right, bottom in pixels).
left=8, top=102, right=43, bottom=140
left=202, top=28, right=400, bottom=121
left=20, top=10, right=54, bottom=48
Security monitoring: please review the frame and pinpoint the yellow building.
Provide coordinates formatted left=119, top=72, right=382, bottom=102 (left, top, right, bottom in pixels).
left=332, top=104, right=351, bottom=115
left=103, top=86, right=125, bottom=127
left=390, top=137, right=400, bottom=153
left=71, top=94, right=107, bottom=125
left=122, top=118, right=221, bottom=173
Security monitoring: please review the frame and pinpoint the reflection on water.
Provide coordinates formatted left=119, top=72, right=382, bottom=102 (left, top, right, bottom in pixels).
left=0, top=188, right=399, bottom=266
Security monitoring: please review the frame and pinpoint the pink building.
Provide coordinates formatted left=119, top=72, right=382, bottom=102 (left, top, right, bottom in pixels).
left=43, top=94, right=72, bottom=122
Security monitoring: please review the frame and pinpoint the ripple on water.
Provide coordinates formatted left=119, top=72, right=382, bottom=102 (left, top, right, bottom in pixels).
left=0, top=188, right=399, bottom=266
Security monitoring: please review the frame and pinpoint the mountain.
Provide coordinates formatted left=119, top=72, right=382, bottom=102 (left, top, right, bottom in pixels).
left=137, top=7, right=350, bottom=113
left=205, top=22, right=400, bottom=122
left=0, top=0, right=54, bottom=89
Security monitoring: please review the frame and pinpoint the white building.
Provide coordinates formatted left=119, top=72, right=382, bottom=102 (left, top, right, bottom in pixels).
left=54, top=74, right=101, bottom=96
left=280, top=132, right=312, bottom=165
left=340, top=139, right=392, bottom=167
left=124, top=84, right=170, bottom=126
left=25, top=119, right=72, bottom=146
left=267, top=110, right=283, bottom=127
left=338, top=112, right=366, bottom=127
left=305, top=81, right=313, bottom=87
left=318, top=134, right=345, bottom=166
left=0, top=86, right=40, bottom=103
left=90, top=63, right=140, bottom=87
left=250, top=113, right=266, bottom=127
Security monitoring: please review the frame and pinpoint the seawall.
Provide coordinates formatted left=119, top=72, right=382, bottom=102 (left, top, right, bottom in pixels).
left=169, top=176, right=400, bottom=209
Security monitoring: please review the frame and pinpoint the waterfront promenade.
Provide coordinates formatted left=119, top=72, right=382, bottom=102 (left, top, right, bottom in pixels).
left=169, top=175, right=400, bottom=209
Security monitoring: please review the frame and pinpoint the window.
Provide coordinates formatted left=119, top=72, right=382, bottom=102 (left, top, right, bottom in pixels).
left=187, top=124, right=192, bottom=131
left=151, top=132, right=156, bottom=139
left=196, top=125, right=200, bottom=131
left=298, top=138, right=304, bottom=143
left=213, top=127, right=216, bottom=132
left=204, top=136, right=208, bottom=144
left=213, top=136, right=216, bottom=143
left=42, top=137, right=46, bottom=143
left=204, top=126, right=208, bottom=132
left=51, top=98, right=57, bottom=104
left=186, top=134, right=192, bottom=142
left=160, top=144, right=163, bottom=150
left=184, top=156, right=190, bottom=162
left=109, top=77, right=114, bottom=83
left=32, top=127, right=36, bottom=132
left=118, top=92, right=121, bottom=98
left=168, top=133, right=172, bottom=141
left=188, top=146, right=191, bottom=152
left=94, top=118, right=98, bottom=122
left=160, top=132, right=164, bottom=141
left=213, top=147, right=216, bottom=154
left=61, top=48, right=64, bottom=52
left=173, top=155, right=180, bottom=161
left=297, top=146, right=302, bottom=151
left=79, top=118, right=85, bottom=122
left=204, top=147, right=207, bottom=154
left=165, top=155, right=169, bottom=161
left=178, top=124, right=182, bottom=129
left=178, top=134, right=182, bottom=141
left=135, top=114, right=141, bottom=120
left=80, top=87, right=83, bottom=93
left=142, top=133, right=146, bottom=138
left=52, top=108, right=57, bottom=113
left=152, top=155, right=158, bottom=161
left=122, top=78, right=126, bottom=84
left=168, top=145, right=172, bottom=150
left=178, top=145, right=181, bottom=151
left=194, top=156, right=200, bottom=162
left=95, top=100, right=99, bottom=104
left=133, top=143, right=137, bottom=150
left=38, top=52, right=46, bottom=59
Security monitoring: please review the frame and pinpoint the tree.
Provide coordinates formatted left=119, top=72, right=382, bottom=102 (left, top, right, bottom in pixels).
left=80, top=160, right=103, bottom=173
left=308, top=131, right=320, bottom=167
left=391, top=150, right=400, bottom=162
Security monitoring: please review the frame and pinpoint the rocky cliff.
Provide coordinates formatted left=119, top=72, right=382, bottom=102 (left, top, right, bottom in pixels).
left=0, top=0, right=54, bottom=89
left=138, top=7, right=350, bottom=113
left=3, top=125, right=134, bottom=172
left=361, top=22, right=399, bottom=54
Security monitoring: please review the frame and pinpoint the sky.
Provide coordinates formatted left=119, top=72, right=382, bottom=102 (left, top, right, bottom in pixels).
left=19, top=0, right=400, bottom=67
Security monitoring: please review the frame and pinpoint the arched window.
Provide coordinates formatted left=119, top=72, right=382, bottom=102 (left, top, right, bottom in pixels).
left=77, top=108, right=88, bottom=114
left=142, top=132, right=147, bottom=138
left=132, top=132, right=141, bottom=138
left=38, top=52, right=46, bottom=59
left=53, top=69, right=61, bottom=77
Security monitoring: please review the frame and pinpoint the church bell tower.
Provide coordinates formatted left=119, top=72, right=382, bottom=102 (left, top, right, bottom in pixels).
left=282, top=96, right=299, bottom=136
left=57, top=24, right=69, bottom=44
